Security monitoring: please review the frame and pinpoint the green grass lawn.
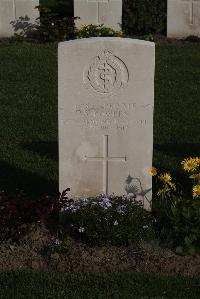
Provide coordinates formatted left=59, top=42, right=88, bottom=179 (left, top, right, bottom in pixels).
left=0, top=271, right=199, bottom=298
left=0, top=41, right=200, bottom=296
left=0, top=41, right=199, bottom=195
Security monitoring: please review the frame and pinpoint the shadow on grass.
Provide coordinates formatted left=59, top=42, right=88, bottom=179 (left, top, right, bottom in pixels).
left=22, top=141, right=58, bottom=161
left=154, top=143, right=200, bottom=159
left=26, top=142, right=200, bottom=163
left=0, top=160, right=58, bottom=196
left=1, top=142, right=198, bottom=197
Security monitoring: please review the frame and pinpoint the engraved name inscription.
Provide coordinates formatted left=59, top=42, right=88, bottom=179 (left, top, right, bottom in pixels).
left=74, top=102, right=151, bottom=131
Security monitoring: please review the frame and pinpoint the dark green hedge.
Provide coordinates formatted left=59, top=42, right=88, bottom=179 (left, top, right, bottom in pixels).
left=40, top=0, right=167, bottom=35
left=123, top=0, right=167, bottom=34
left=40, top=0, right=73, bottom=17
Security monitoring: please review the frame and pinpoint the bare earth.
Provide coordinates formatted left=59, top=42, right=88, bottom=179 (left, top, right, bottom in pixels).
left=0, top=224, right=199, bottom=275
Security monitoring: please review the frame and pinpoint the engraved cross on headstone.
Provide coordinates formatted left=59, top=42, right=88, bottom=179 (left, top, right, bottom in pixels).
left=12, top=0, right=17, bottom=20
left=182, top=0, right=200, bottom=25
left=88, top=0, right=109, bottom=24
left=84, top=135, right=127, bottom=194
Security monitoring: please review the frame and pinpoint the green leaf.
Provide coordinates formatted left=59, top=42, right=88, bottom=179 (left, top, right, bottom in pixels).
left=187, top=245, right=196, bottom=256
left=189, top=175, right=197, bottom=179
left=176, top=246, right=184, bottom=255
left=184, top=236, right=192, bottom=246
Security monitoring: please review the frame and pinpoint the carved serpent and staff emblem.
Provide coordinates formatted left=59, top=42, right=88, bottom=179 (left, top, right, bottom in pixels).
left=84, top=50, right=129, bottom=95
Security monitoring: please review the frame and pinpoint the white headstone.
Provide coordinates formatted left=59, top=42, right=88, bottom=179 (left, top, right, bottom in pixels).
left=0, top=0, right=39, bottom=37
left=59, top=37, right=155, bottom=210
left=167, top=0, right=200, bottom=38
left=74, top=0, right=122, bottom=31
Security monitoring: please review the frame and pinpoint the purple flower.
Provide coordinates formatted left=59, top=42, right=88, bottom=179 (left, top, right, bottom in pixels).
left=116, top=205, right=126, bottom=214
left=99, top=198, right=112, bottom=209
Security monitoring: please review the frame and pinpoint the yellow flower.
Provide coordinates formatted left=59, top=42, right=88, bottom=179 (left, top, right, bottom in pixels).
left=149, top=167, right=157, bottom=176
left=195, top=157, right=200, bottom=165
left=168, top=182, right=176, bottom=191
left=157, top=187, right=170, bottom=197
left=157, top=189, right=165, bottom=196
left=181, top=157, right=199, bottom=172
left=159, top=172, right=172, bottom=183
left=192, top=185, right=200, bottom=198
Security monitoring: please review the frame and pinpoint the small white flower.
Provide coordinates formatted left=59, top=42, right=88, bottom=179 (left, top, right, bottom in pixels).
left=51, top=236, right=62, bottom=246
left=114, top=220, right=118, bottom=226
left=63, top=206, right=70, bottom=211
left=82, top=198, right=89, bottom=205
left=143, top=225, right=149, bottom=229
left=55, top=238, right=61, bottom=245
left=78, top=227, right=85, bottom=233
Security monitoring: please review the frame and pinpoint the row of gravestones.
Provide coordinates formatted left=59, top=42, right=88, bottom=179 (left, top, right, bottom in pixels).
left=75, top=0, right=200, bottom=38
left=0, top=0, right=39, bottom=37
left=0, top=0, right=199, bottom=38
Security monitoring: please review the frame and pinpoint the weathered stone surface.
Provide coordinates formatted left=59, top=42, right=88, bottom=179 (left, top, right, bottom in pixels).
left=59, top=37, right=155, bottom=209
left=167, top=0, right=200, bottom=38
left=0, top=0, right=39, bottom=37
left=74, top=0, right=122, bottom=31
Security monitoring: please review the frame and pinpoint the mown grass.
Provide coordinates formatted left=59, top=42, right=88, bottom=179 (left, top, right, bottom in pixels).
left=0, top=42, right=58, bottom=194
left=0, top=41, right=199, bottom=297
left=0, top=271, right=199, bottom=299
left=0, top=41, right=199, bottom=195
left=154, top=43, right=200, bottom=191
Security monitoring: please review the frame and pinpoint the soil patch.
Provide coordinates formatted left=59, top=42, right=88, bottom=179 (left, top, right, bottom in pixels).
left=0, top=224, right=199, bottom=275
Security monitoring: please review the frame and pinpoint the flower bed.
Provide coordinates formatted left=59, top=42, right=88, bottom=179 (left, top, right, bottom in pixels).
left=0, top=157, right=199, bottom=273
